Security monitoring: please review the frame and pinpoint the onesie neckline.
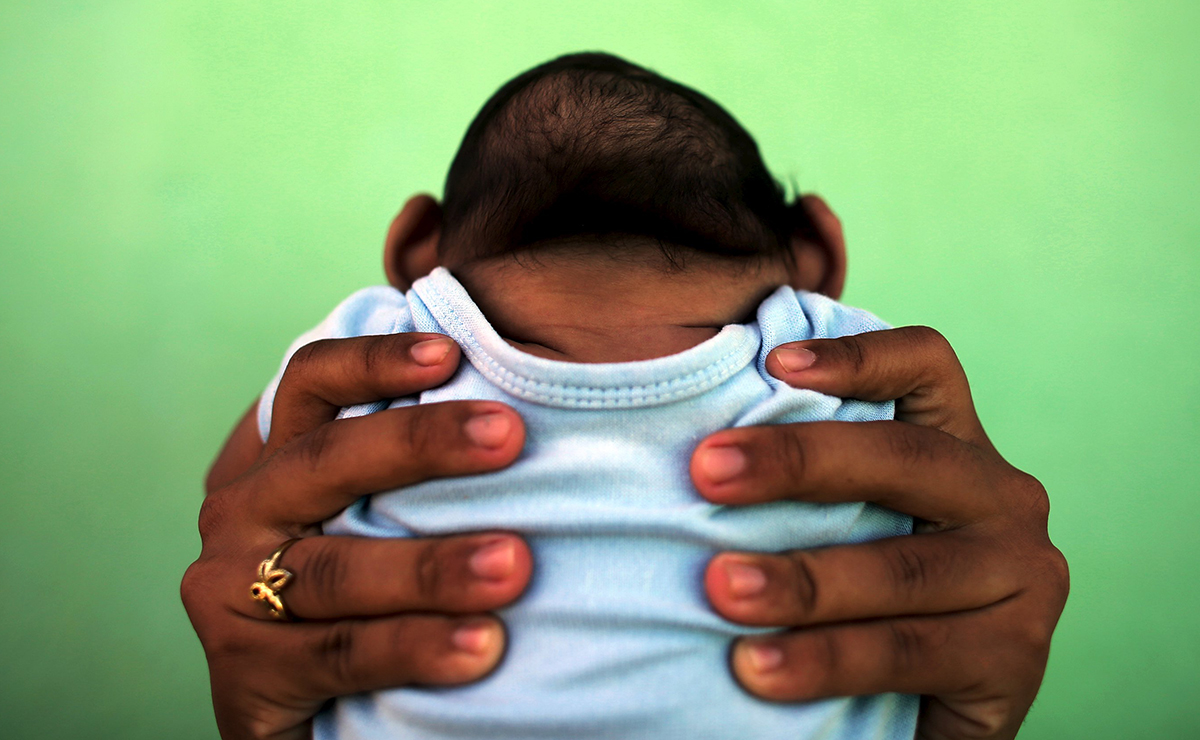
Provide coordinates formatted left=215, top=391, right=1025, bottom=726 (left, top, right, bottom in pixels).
left=411, top=267, right=761, bottom=409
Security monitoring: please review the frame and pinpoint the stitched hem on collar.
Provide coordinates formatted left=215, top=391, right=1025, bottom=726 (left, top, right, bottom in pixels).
left=411, top=268, right=761, bottom=409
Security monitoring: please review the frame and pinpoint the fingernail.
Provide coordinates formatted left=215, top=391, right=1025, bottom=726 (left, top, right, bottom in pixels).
left=775, top=347, right=816, bottom=373
left=411, top=338, right=454, bottom=366
left=465, top=412, right=512, bottom=449
left=698, top=445, right=746, bottom=484
left=451, top=619, right=497, bottom=654
left=724, top=559, right=767, bottom=598
left=469, top=538, right=516, bottom=581
left=744, top=641, right=785, bottom=673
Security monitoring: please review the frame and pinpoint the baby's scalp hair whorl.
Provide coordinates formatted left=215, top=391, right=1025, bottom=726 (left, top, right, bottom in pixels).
left=442, top=52, right=814, bottom=263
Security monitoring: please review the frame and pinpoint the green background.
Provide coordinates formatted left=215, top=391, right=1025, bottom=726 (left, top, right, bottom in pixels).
left=2, top=1, right=1197, bottom=738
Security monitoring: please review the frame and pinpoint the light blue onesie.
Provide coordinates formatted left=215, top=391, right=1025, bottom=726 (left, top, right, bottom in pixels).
left=258, top=267, right=918, bottom=740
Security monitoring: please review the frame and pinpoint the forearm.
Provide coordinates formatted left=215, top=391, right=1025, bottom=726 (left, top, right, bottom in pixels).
left=205, top=400, right=263, bottom=494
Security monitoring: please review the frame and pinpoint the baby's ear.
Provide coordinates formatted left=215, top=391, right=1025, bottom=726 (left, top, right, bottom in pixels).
left=384, top=195, right=444, bottom=289
left=784, top=195, right=847, bottom=299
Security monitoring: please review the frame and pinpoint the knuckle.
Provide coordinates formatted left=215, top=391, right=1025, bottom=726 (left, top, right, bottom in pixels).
left=1018, top=617, right=1056, bottom=656
left=838, top=335, right=868, bottom=374
left=203, top=620, right=255, bottom=661
left=279, top=340, right=325, bottom=393
left=288, top=339, right=327, bottom=373
left=887, top=621, right=926, bottom=675
left=360, top=336, right=390, bottom=376
left=180, top=560, right=254, bottom=656
left=1046, top=545, right=1071, bottom=596
left=414, top=540, right=446, bottom=603
left=395, top=405, right=445, bottom=469
left=179, top=560, right=211, bottom=619
left=317, top=621, right=360, bottom=688
left=1014, top=471, right=1051, bottom=521
left=778, top=428, right=810, bottom=485
left=406, top=407, right=435, bottom=460
left=887, top=542, right=931, bottom=598
left=904, top=326, right=964, bottom=385
left=387, top=405, right=423, bottom=458
left=301, top=540, right=348, bottom=612
left=277, top=338, right=342, bottom=402
left=784, top=551, right=821, bottom=618
left=906, top=325, right=953, bottom=356
left=263, top=428, right=342, bottom=519
left=197, top=493, right=228, bottom=542
left=292, top=423, right=337, bottom=479
left=886, top=424, right=934, bottom=471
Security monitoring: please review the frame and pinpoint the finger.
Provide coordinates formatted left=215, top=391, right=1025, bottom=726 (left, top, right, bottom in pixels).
left=246, top=400, right=525, bottom=526
left=298, top=614, right=506, bottom=694
left=241, top=534, right=533, bottom=620
left=691, top=420, right=1005, bottom=524
left=705, top=530, right=1019, bottom=627
left=267, top=333, right=463, bottom=453
left=764, top=327, right=992, bottom=450
left=220, top=613, right=507, bottom=698
left=729, top=609, right=1030, bottom=703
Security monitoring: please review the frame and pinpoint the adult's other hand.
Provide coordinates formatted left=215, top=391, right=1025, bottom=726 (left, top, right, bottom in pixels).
left=693, top=327, right=1069, bottom=740
left=183, top=334, right=532, bottom=740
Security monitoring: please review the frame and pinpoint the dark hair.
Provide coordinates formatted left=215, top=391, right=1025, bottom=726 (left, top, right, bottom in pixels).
left=441, top=52, right=816, bottom=263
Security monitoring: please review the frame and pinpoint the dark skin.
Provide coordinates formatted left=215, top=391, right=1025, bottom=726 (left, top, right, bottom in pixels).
left=186, top=197, right=1068, bottom=740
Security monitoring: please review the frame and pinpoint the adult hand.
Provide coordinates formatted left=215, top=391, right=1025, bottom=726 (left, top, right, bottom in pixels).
left=182, top=334, right=532, bottom=740
left=692, top=327, right=1069, bottom=740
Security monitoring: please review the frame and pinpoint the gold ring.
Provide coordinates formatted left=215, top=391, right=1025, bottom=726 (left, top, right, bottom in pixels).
left=250, top=538, right=300, bottom=621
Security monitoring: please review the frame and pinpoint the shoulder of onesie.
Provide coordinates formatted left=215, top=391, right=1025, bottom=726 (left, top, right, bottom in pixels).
left=738, top=288, right=895, bottom=427
left=755, top=287, right=891, bottom=352
left=790, top=289, right=892, bottom=339
left=256, top=286, right=413, bottom=441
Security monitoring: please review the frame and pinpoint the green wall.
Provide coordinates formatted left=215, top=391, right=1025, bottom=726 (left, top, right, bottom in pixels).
left=2, top=2, right=1196, bottom=738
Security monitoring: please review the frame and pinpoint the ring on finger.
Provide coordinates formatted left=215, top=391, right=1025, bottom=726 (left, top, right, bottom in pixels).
left=250, top=538, right=300, bottom=621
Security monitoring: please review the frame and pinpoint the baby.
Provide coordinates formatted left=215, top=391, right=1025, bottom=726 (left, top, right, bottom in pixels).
left=258, top=53, right=917, bottom=740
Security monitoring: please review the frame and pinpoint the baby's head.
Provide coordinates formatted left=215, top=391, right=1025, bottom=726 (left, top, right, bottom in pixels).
left=384, top=53, right=847, bottom=352
left=442, top=52, right=809, bottom=265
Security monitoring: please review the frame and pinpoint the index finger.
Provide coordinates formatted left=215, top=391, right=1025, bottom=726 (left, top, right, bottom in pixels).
left=765, top=326, right=993, bottom=451
left=240, top=401, right=525, bottom=527
left=267, top=333, right=463, bottom=454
